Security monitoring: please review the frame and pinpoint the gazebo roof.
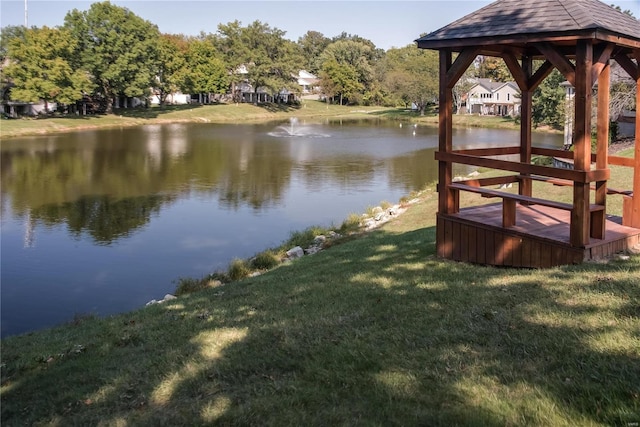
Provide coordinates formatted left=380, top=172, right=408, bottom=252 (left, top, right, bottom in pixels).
left=416, top=0, right=640, bottom=55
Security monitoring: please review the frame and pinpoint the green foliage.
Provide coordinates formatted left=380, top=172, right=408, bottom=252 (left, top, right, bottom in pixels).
left=286, top=226, right=330, bottom=249
left=174, top=276, right=222, bottom=296
left=319, top=39, right=378, bottom=105
left=0, top=25, right=25, bottom=61
left=320, top=58, right=363, bottom=105
left=63, top=1, right=160, bottom=112
left=153, top=34, right=188, bottom=105
left=218, top=20, right=300, bottom=101
left=340, top=213, right=363, bottom=233
left=532, top=69, right=566, bottom=129
left=382, top=45, right=438, bottom=114
left=228, top=258, right=250, bottom=281
left=476, top=56, right=511, bottom=82
left=182, top=38, right=228, bottom=96
left=297, top=30, right=331, bottom=74
left=4, top=26, right=93, bottom=108
left=250, top=250, right=281, bottom=270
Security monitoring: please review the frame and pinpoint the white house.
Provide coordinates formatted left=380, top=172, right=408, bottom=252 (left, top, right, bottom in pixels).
left=466, top=78, right=521, bottom=116
left=297, top=70, right=319, bottom=94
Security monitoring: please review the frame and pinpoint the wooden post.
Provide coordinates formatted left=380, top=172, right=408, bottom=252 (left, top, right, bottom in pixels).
left=632, top=50, right=640, bottom=228
left=592, top=60, right=610, bottom=239
left=519, top=55, right=533, bottom=199
left=571, top=40, right=593, bottom=247
left=438, top=50, right=454, bottom=214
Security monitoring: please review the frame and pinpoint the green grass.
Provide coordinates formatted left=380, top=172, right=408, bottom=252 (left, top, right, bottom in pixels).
left=2, top=177, right=639, bottom=426
left=1, top=100, right=535, bottom=139
left=0, top=101, right=396, bottom=139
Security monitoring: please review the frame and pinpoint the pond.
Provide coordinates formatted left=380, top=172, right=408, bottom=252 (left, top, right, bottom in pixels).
left=0, top=119, right=562, bottom=337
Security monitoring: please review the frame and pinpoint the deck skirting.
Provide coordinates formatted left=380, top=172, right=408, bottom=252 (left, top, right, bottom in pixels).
left=437, top=204, right=640, bottom=268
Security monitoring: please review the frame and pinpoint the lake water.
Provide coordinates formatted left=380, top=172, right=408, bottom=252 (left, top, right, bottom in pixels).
left=0, top=119, right=562, bottom=337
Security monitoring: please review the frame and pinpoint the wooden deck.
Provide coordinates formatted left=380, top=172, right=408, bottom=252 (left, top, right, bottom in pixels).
left=437, top=203, right=640, bottom=268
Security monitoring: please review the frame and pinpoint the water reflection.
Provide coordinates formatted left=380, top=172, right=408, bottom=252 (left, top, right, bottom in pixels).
left=29, top=194, right=172, bottom=245
left=0, top=122, right=562, bottom=336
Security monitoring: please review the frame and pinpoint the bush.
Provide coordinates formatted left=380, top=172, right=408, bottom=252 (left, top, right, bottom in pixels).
left=286, top=226, right=329, bottom=249
left=228, top=258, right=250, bottom=281
left=251, top=250, right=280, bottom=270
left=380, top=200, right=392, bottom=210
left=340, top=213, right=362, bottom=233
left=174, top=277, right=211, bottom=296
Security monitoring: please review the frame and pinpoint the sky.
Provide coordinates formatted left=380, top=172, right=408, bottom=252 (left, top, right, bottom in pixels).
left=1, top=0, right=639, bottom=51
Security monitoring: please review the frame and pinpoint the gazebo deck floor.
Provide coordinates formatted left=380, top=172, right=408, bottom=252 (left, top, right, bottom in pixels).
left=437, top=203, right=640, bottom=268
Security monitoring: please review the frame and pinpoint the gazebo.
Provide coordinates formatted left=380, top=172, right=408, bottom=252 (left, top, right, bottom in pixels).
left=416, top=0, right=640, bottom=268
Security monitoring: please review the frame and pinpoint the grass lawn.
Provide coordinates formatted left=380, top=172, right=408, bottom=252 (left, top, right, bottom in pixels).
left=0, top=100, right=528, bottom=139
left=2, top=171, right=639, bottom=425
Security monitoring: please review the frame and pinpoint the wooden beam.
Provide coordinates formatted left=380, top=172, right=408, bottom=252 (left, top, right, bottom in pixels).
left=435, top=151, right=609, bottom=183
left=446, top=47, right=480, bottom=89
left=609, top=156, right=636, bottom=167
left=501, top=52, right=528, bottom=91
left=535, top=43, right=576, bottom=86
left=613, top=52, right=639, bottom=80
left=528, top=60, right=554, bottom=91
left=591, top=43, right=614, bottom=84
left=453, top=146, right=521, bottom=156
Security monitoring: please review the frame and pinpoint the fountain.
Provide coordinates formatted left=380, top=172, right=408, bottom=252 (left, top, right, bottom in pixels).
left=268, top=117, right=329, bottom=138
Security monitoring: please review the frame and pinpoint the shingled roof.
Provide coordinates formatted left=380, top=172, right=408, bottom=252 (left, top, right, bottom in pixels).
left=416, top=0, right=640, bottom=54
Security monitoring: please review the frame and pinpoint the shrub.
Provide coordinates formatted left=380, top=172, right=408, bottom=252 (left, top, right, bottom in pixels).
left=174, top=277, right=209, bottom=296
left=251, top=250, right=280, bottom=270
left=380, top=200, right=392, bottom=210
left=228, top=258, right=250, bottom=281
left=340, top=213, right=362, bottom=233
left=286, top=226, right=329, bottom=249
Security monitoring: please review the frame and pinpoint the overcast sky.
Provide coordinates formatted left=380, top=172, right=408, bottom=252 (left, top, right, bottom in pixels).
left=1, top=0, right=638, bottom=51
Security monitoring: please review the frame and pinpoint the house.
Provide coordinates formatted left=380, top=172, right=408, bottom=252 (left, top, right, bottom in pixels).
left=466, top=78, right=521, bottom=116
left=297, top=70, right=319, bottom=95
left=561, top=60, right=636, bottom=143
left=237, top=70, right=319, bottom=104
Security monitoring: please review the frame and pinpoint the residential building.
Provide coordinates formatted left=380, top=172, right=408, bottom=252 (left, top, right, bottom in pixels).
left=466, top=78, right=521, bottom=116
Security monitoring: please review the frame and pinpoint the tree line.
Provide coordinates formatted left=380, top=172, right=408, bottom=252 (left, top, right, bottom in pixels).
left=0, top=1, right=635, bottom=129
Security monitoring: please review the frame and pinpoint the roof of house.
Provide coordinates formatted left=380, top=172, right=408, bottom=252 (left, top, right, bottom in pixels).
left=416, top=0, right=640, bottom=54
left=472, top=78, right=519, bottom=93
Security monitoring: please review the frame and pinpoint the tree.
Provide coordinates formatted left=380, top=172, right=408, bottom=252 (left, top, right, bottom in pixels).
left=381, top=45, right=439, bottom=115
left=297, top=30, right=331, bottom=75
left=64, top=1, right=160, bottom=113
left=476, top=56, right=511, bottom=82
left=242, top=21, right=300, bottom=103
left=319, top=58, right=363, bottom=105
left=453, top=68, right=476, bottom=114
left=3, top=26, right=93, bottom=111
left=532, top=69, right=565, bottom=129
left=153, top=34, right=188, bottom=106
left=216, top=21, right=249, bottom=102
left=182, top=38, right=229, bottom=103
left=0, top=25, right=25, bottom=62
left=610, top=4, right=635, bottom=17
left=319, top=39, right=379, bottom=104
left=217, top=20, right=300, bottom=104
